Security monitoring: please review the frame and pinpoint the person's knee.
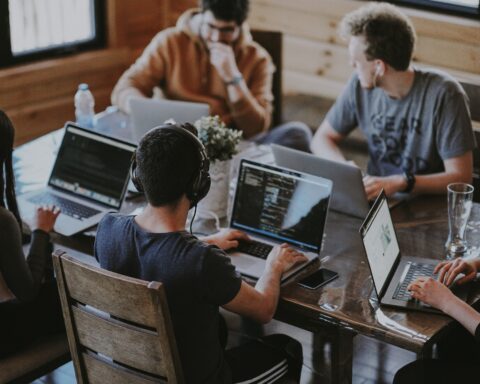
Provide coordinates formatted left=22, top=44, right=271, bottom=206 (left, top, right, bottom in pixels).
left=272, top=121, right=312, bottom=152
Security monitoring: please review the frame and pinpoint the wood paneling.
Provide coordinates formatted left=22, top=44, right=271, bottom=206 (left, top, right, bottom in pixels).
left=1, top=49, right=128, bottom=144
left=1, top=0, right=189, bottom=145
left=2, top=0, right=478, bottom=144
left=249, top=0, right=480, bottom=99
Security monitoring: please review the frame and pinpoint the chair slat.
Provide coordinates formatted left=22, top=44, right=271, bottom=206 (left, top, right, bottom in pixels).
left=72, top=306, right=165, bottom=376
left=61, top=254, right=159, bottom=327
left=83, top=353, right=163, bottom=384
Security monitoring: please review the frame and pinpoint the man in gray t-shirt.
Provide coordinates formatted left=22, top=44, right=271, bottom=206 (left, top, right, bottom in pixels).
left=311, top=3, right=474, bottom=200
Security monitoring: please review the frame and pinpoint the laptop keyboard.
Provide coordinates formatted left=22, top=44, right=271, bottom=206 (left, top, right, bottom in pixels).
left=236, top=239, right=273, bottom=260
left=28, top=192, right=100, bottom=220
left=393, top=262, right=437, bottom=302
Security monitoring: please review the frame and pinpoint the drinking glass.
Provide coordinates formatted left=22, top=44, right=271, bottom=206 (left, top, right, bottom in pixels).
left=445, top=183, right=474, bottom=258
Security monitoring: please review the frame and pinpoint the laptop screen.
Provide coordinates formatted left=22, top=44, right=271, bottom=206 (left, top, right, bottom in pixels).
left=230, top=160, right=332, bottom=252
left=360, top=193, right=400, bottom=296
left=48, top=125, right=136, bottom=209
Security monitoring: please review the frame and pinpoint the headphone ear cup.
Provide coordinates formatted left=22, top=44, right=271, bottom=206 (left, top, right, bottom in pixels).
left=186, top=164, right=211, bottom=206
left=130, top=156, right=144, bottom=193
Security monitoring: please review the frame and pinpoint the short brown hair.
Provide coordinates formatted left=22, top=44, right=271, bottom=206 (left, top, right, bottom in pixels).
left=340, top=3, right=416, bottom=71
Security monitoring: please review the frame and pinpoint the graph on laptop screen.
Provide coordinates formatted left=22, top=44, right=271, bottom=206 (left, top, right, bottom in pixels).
left=231, top=161, right=331, bottom=252
left=49, top=127, right=135, bottom=208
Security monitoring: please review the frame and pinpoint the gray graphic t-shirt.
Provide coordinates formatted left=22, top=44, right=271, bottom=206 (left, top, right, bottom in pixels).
left=326, top=68, right=475, bottom=176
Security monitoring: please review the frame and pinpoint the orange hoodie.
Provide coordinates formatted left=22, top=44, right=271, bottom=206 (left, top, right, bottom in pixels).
left=111, top=9, right=274, bottom=138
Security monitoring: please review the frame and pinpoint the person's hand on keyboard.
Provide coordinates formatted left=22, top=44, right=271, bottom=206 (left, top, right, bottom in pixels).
left=202, top=228, right=250, bottom=251
left=32, top=205, right=61, bottom=233
left=407, top=276, right=454, bottom=311
left=266, top=243, right=308, bottom=274
left=435, top=258, right=478, bottom=287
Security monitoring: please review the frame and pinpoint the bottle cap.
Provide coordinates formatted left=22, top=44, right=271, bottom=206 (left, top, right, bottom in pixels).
left=78, top=83, right=89, bottom=91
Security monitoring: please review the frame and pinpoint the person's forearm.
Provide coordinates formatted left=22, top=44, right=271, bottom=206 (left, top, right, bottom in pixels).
left=310, top=131, right=347, bottom=163
left=413, top=171, right=472, bottom=195
left=443, top=296, right=480, bottom=335
left=254, top=264, right=283, bottom=322
left=227, top=82, right=270, bottom=138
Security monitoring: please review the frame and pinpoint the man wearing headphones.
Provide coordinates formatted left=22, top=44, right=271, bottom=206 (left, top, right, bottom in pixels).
left=310, top=3, right=474, bottom=200
left=94, top=123, right=306, bottom=383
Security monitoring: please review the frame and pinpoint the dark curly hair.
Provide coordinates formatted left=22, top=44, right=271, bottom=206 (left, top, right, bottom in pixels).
left=200, top=0, right=250, bottom=25
left=340, top=3, right=416, bottom=71
left=0, top=110, right=22, bottom=230
left=136, top=124, right=201, bottom=207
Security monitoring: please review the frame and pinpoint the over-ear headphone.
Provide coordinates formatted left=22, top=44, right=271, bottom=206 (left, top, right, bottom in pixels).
left=130, top=124, right=211, bottom=207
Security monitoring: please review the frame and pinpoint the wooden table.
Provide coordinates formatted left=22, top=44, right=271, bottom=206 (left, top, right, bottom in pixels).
left=14, top=123, right=480, bottom=384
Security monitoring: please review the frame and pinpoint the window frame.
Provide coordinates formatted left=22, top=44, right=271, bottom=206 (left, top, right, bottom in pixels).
left=388, top=0, right=480, bottom=18
left=0, top=0, right=106, bottom=68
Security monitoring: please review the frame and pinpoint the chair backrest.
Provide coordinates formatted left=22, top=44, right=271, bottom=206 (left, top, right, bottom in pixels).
left=52, top=250, right=184, bottom=384
left=251, top=29, right=283, bottom=128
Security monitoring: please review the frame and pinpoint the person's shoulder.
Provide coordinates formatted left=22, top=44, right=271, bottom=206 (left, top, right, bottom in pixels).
left=0, top=207, right=19, bottom=231
left=97, top=213, right=134, bottom=232
left=416, top=68, right=465, bottom=96
left=149, top=27, right=184, bottom=47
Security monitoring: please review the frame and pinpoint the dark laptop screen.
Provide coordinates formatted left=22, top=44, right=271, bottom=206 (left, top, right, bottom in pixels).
left=48, top=125, right=136, bottom=209
left=231, top=160, right=332, bottom=252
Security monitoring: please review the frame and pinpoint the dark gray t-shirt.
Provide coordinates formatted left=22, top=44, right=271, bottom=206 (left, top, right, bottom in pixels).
left=94, top=214, right=242, bottom=384
left=326, top=68, right=475, bottom=176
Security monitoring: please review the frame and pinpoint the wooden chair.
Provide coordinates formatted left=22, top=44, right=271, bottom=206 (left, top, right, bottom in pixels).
left=52, top=249, right=184, bottom=384
left=251, top=29, right=283, bottom=128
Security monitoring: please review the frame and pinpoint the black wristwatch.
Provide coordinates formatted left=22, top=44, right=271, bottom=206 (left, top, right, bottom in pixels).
left=402, top=171, right=416, bottom=193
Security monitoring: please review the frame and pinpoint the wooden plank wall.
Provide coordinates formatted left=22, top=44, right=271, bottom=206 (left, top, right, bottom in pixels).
left=2, top=0, right=478, bottom=144
left=1, top=0, right=172, bottom=145
left=248, top=0, right=480, bottom=100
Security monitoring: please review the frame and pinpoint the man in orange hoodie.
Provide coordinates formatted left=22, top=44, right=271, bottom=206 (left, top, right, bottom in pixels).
left=112, top=0, right=312, bottom=151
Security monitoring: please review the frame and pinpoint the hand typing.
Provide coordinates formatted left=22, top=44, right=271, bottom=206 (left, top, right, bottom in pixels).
left=32, top=205, right=61, bottom=233
left=266, top=243, right=308, bottom=274
left=202, top=228, right=250, bottom=250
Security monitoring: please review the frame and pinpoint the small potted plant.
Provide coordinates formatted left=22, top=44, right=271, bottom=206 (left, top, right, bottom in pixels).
left=194, top=115, right=242, bottom=218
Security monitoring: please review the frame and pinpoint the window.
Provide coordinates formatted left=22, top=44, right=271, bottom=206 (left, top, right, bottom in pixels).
left=389, top=0, right=480, bottom=17
left=0, top=0, right=105, bottom=68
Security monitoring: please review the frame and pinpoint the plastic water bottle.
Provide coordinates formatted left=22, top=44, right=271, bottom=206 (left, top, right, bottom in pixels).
left=74, top=83, right=95, bottom=128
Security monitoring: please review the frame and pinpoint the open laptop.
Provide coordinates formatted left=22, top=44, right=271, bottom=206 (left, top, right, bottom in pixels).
left=18, top=123, right=136, bottom=236
left=228, top=159, right=333, bottom=282
left=272, top=144, right=369, bottom=218
left=359, top=191, right=467, bottom=313
left=129, top=98, right=210, bottom=143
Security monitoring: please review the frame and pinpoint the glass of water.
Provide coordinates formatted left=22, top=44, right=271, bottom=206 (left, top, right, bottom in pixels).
left=445, top=183, right=474, bottom=258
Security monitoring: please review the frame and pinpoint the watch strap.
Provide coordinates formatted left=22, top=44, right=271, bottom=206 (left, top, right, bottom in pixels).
left=403, top=171, right=416, bottom=193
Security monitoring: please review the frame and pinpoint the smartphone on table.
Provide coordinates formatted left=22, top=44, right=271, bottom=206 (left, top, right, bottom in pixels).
left=297, top=268, right=339, bottom=290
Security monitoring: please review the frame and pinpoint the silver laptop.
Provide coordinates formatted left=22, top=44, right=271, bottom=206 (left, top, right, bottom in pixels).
left=228, top=160, right=333, bottom=282
left=359, top=191, right=467, bottom=313
left=18, top=123, right=136, bottom=236
left=272, top=144, right=369, bottom=219
left=129, top=98, right=210, bottom=143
